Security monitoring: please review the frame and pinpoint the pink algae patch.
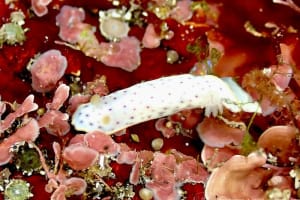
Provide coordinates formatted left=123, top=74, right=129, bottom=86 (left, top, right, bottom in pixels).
left=62, top=143, right=98, bottom=170
left=84, top=130, right=120, bottom=155
left=31, top=0, right=52, bottom=17
left=170, top=0, right=193, bottom=23
left=0, top=119, right=40, bottom=165
left=142, top=23, right=161, bottom=49
left=257, top=125, right=298, bottom=164
left=38, top=84, right=71, bottom=136
left=201, top=145, right=240, bottom=171
left=0, top=94, right=38, bottom=133
left=29, top=50, right=67, bottom=93
left=100, top=36, right=141, bottom=72
left=55, top=5, right=86, bottom=44
left=205, top=152, right=268, bottom=199
left=196, top=117, right=245, bottom=148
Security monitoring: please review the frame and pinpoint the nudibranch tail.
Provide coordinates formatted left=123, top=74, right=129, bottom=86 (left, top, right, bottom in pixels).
left=71, top=74, right=261, bottom=134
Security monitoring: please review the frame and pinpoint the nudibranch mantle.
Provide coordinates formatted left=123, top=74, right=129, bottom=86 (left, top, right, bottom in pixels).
left=72, top=74, right=261, bottom=134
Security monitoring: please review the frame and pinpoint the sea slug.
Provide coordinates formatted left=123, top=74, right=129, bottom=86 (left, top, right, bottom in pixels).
left=72, top=74, right=261, bottom=134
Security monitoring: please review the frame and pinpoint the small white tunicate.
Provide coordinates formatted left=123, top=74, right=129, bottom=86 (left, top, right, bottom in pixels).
left=166, top=50, right=179, bottom=64
left=139, top=188, right=154, bottom=200
left=99, top=17, right=129, bottom=41
left=151, top=138, right=164, bottom=151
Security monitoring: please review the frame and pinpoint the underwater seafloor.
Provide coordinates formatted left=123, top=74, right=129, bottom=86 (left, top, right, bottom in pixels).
left=0, top=0, right=300, bottom=199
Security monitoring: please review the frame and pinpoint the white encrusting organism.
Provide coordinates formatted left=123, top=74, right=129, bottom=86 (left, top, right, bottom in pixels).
left=72, top=74, right=261, bottom=134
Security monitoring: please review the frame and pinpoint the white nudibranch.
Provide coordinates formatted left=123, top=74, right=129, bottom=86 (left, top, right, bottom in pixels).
left=72, top=74, right=261, bottom=134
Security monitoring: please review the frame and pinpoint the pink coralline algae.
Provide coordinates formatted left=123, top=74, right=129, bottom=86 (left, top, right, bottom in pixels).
left=84, top=130, right=120, bottom=155
left=100, top=36, right=141, bottom=72
left=38, top=84, right=70, bottom=136
left=155, top=118, right=176, bottom=138
left=257, top=125, right=298, bottom=164
left=0, top=119, right=40, bottom=165
left=201, top=145, right=240, bottom=171
left=142, top=23, right=161, bottom=49
left=56, top=5, right=104, bottom=61
left=205, top=151, right=268, bottom=199
left=55, top=5, right=86, bottom=44
left=196, top=117, right=245, bottom=148
left=32, top=142, right=87, bottom=200
left=0, top=94, right=39, bottom=165
left=0, top=94, right=38, bottom=133
left=31, top=0, right=52, bottom=17
left=62, top=143, right=98, bottom=170
left=170, top=0, right=193, bottom=23
left=145, top=151, right=208, bottom=200
left=29, top=50, right=67, bottom=93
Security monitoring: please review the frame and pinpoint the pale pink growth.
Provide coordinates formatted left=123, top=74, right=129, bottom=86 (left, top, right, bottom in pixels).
left=64, top=177, right=87, bottom=195
left=0, top=119, right=40, bottom=165
left=68, top=134, right=85, bottom=145
left=119, top=149, right=153, bottom=185
left=175, top=159, right=207, bottom=183
left=260, top=96, right=277, bottom=116
left=196, top=117, right=245, bottom=148
left=264, top=43, right=294, bottom=91
left=38, top=110, right=70, bottom=136
left=50, top=184, right=67, bottom=200
left=169, top=109, right=202, bottom=129
left=67, top=94, right=90, bottom=114
left=170, top=149, right=208, bottom=183
left=205, top=152, right=268, bottom=199
left=56, top=6, right=86, bottom=43
left=30, top=50, right=68, bottom=93
left=59, top=23, right=92, bottom=44
left=76, top=25, right=104, bottom=59
left=170, top=0, right=193, bottom=23
left=45, top=178, right=59, bottom=193
left=53, top=142, right=61, bottom=164
left=268, top=175, right=293, bottom=190
left=129, top=160, right=141, bottom=185
left=151, top=152, right=176, bottom=183
left=257, top=125, right=297, bottom=164
left=145, top=181, right=179, bottom=200
left=0, top=145, right=13, bottom=166
left=84, top=130, right=120, bottom=155
left=31, top=0, right=52, bottom=17
left=155, top=118, right=176, bottom=138
left=100, top=37, right=141, bottom=72
left=142, top=23, right=161, bottom=49
left=268, top=64, right=293, bottom=91
left=14, top=118, right=40, bottom=141
left=0, top=100, right=6, bottom=118
left=56, top=5, right=85, bottom=27
left=138, top=150, right=154, bottom=164
left=62, top=143, right=98, bottom=170
left=201, top=145, right=240, bottom=171
left=0, top=94, right=38, bottom=133
left=47, top=84, right=70, bottom=110
left=85, top=76, right=109, bottom=96
left=116, top=150, right=137, bottom=165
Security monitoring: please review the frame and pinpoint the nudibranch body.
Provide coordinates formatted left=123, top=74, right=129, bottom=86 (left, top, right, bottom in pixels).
left=72, top=74, right=261, bottom=134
